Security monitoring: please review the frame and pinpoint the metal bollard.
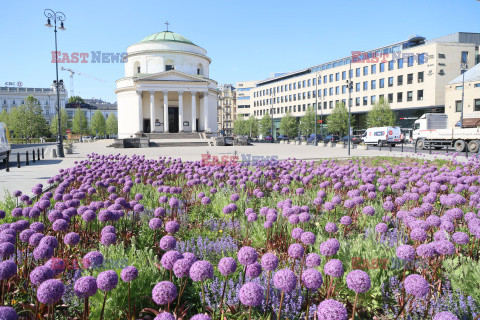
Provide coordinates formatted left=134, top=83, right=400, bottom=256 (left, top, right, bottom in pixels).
left=466, top=146, right=469, bottom=158
left=429, top=143, right=432, bottom=154
left=379, top=143, right=382, bottom=151
left=5, top=150, right=10, bottom=172
left=26, top=151, right=29, bottom=165
left=42, top=148, right=44, bottom=159
left=389, top=143, right=392, bottom=152
left=32, top=150, right=36, bottom=163
left=37, top=148, right=40, bottom=161
left=17, top=152, right=20, bottom=168
left=415, top=142, right=417, bottom=153
left=401, top=141, right=404, bottom=153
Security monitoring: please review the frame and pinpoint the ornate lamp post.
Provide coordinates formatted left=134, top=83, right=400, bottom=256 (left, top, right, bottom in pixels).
left=44, top=9, right=66, bottom=157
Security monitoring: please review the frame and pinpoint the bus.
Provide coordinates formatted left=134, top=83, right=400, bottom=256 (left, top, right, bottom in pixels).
left=0, top=122, right=11, bottom=162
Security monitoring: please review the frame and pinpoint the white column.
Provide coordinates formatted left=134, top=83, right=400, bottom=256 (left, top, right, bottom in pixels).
left=178, top=91, right=184, bottom=132
left=137, top=90, right=143, bottom=132
left=203, top=91, right=209, bottom=132
left=149, top=91, right=155, bottom=133
left=191, top=91, right=197, bottom=132
left=163, top=91, right=169, bottom=133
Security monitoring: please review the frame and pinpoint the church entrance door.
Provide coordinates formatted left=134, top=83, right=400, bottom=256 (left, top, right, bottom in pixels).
left=143, top=119, right=151, bottom=133
left=168, top=107, right=179, bottom=133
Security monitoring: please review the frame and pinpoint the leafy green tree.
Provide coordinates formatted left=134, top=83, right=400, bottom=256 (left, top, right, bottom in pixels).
left=106, top=113, right=118, bottom=137
left=280, top=112, right=298, bottom=137
left=233, top=115, right=247, bottom=136
left=259, top=113, right=272, bottom=137
left=327, top=102, right=352, bottom=136
left=246, top=115, right=259, bottom=137
left=50, top=109, right=69, bottom=136
left=90, top=110, right=106, bottom=137
left=8, top=96, right=48, bottom=138
left=366, top=97, right=396, bottom=127
left=72, top=108, right=89, bottom=138
left=68, top=96, right=85, bottom=104
left=299, top=106, right=318, bottom=135
left=0, top=109, right=9, bottom=125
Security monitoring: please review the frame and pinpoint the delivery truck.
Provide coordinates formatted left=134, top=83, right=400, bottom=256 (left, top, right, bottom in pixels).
left=413, top=113, right=480, bottom=152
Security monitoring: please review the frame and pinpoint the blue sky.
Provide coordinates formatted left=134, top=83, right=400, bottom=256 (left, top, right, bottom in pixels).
left=1, top=0, right=479, bottom=103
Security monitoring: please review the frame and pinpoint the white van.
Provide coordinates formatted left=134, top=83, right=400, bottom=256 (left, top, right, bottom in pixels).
left=362, top=126, right=402, bottom=147
left=0, top=122, right=11, bottom=161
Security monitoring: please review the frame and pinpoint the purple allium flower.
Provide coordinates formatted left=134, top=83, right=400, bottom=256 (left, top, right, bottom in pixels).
left=161, top=250, right=183, bottom=270
left=173, top=259, right=192, bottom=278
left=291, top=228, right=304, bottom=240
left=317, top=299, right=348, bottom=320
left=340, top=216, right=353, bottom=226
left=37, top=279, right=65, bottom=304
left=97, top=270, right=118, bottom=291
left=288, top=243, right=304, bottom=259
left=237, top=246, right=258, bottom=266
left=0, top=307, right=18, bottom=320
left=121, top=266, right=138, bottom=282
left=33, top=245, right=54, bottom=261
left=39, top=236, right=58, bottom=249
left=29, top=222, right=45, bottom=233
left=320, top=239, right=340, bottom=256
left=396, top=245, right=416, bottom=261
left=100, top=233, right=117, bottom=247
left=452, top=232, right=469, bottom=245
left=404, top=274, right=429, bottom=298
left=0, top=243, right=14, bottom=259
left=246, top=262, right=262, bottom=278
left=0, top=260, right=17, bottom=280
left=201, top=197, right=211, bottom=205
left=302, top=268, right=323, bottom=290
left=30, top=266, right=54, bottom=286
left=64, top=232, right=80, bottom=246
left=181, top=252, right=197, bottom=265
left=410, top=228, right=427, bottom=242
left=288, top=214, right=299, bottom=224
left=325, top=222, right=338, bottom=233
left=416, top=243, right=435, bottom=258
left=261, top=253, right=278, bottom=271
left=273, top=269, right=297, bottom=293
left=218, top=257, right=237, bottom=276
left=19, top=229, right=35, bottom=243
left=149, top=218, right=163, bottom=230
left=375, top=223, right=388, bottom=234
left=434, top=240, right=455, bottom=255
left=74, top=276, right=98, bottom=298
left=230, top=193, right=240, bottom=202
left=45, top=258, right=66, bottom=276
left=154, top=207, right=166, bottom=218
left=165, top=221, right=180, bottom=234
left=154, top=312, right=176, bottom=320
left=324, top=259, right=344, bottom=278
left=300, top=231, right=316, bottom=245
left=190, top=260, right=214, bottom=282
left=83, top=251, right=104, bottom=269
left=159, top=235, right=177, bottom=251
left=305, top=253, right=321, bottom=268
left=239, top=282, right=264, bottom=306
left=168, top=197, right=179, bottom=208
left=82, top=210, right=96, bottom=222
left=52, top=219, right=68, bottom=232
left=152, top=281, right=178, bottom=305
left=346, top=270, right=371, bottom=293
left=190, top=315, right=211, bottom=320
left=433, top=311, right=459, bottom=320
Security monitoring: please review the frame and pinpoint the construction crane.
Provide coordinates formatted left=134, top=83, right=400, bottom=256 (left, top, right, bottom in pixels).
left=60, top=66, right=106, bottom=97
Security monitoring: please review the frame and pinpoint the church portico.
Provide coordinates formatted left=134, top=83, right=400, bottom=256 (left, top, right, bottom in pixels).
left=116, top=29, right=217, bottom=138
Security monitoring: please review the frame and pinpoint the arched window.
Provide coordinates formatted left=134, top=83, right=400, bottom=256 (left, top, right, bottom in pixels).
left=197, top=63, right=204, bottom=75
left=134, top=61, right=141, bottom=74
left=165, top=59, right=174, bottom=71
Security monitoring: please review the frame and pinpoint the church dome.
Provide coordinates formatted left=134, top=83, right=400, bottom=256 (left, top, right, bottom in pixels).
left=140, top=31, right=195, bottom=45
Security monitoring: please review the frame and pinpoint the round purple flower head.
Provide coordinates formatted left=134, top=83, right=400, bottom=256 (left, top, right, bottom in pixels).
left=33, top=245, right=54, bottom=261
left=149, top=218, right=163, bottom=230
left=190, top=315, right=211, bottom=320
left=452, top=232, right=469, bottom=245
left=159, top=235, right=177, bottom=251
left=340, top=216, right=353, bottom=226
left=52, top=219, right=68, bottom=232
left=239, top=282, right=264, bottom=306
left=121, top=266, right=138, bottom=282
left=325, top=222, right=338, bottom=233
left=320, top=239, right=340, bottom=256
left=324, top=259, right=344, bottom=278
left=302, top=268, right=323, bottom=290
left=97, top=270, right=118, bottom=291
left=165, top=221, right=180, bottom=234
left=218, top=257, right=237, bottom=276
left=246, top=262, right=262, bottom=278
left=152, top=281, right=178, bottom=305
left=410, top=228, right=427, bottom=242
left=64, top=232, right=80, bottom=246
left=100, top=233, right=117, bottom=247
left=346, top=270, right=371, bottom=293
left=37, top=279, right=65, bottom=304
left=45, top=258, right=66, bottom=276
left=74, top=276, right=98, bottom=298
left=433, top=311, right=459, bottom=320
left=154, top=312, right=175, bottom=320
left=305, top=253, right=322, bottom=268
left=237, top=246, right=258, bottom=266
left=416, top=243, right=435, bottom=258
left=434, top=240, right=455, bottom=255
left=0, top=260, right=17, bottom=280
left=161, top=250, right=183, bottom=270
left=173, top=259, right=192, bottom=278
left=230, top=193, right=240, bottom=202
left=300, top=231, right=316, bottom=245
left=39, top=236, right=58, bottom=248
left=396, top=245, right=416, bottom=261
left=201, top=197, right=211, bottom=205
left=291, top=228, right=304, bottom=240
left=375, top=223, right=388, bottom=234
left=317, top=299, right=348, bottom=320
left=404, top=274, right=430, bottom=298
left=83, top=251, right=104, bottom=269
left=288, top=243, right=304, bottom=259
left=190, top=260, right=214, bottom=282
left=0, top=307, right=18, bottom=320
left=273, top=269, right=297, bottom=293
left=261, top=253, right=278, bottom=272
left=0, top=243, right=14, bottom=260
left=182, top=252, right=197, bottom=265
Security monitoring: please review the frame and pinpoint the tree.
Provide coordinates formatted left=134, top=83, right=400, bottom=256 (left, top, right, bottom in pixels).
left=366, top=97, right=396, bottom=127
left=0, top=109, right=9, bottom=125
left=280, top=112, right=298, bottom=137
left=259, top=113, right=271, bottom=137
left=327, top=102, right=351, bottom=136
left=50, top=109, right=69, bottom=137
left=106, top=113, right=118, bottom=137
left=299, top=106, right=318, bottom=135
left=72, top=108, right=88, bottom=138
left=233, top=115, right=247, bottom=136
left=68, top=96, right=85, bottom=104
left=90, top=110, right=106, bottom=137
left=8, top=96, right=48, bottom=138
left=246, top=116, right=259, bottom=137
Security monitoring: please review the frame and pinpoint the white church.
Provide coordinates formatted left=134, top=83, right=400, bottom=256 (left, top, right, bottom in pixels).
left=116, top=28, right=218, bottom=138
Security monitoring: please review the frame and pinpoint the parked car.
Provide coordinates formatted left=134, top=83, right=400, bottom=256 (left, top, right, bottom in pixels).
left=362, top=126, right=401, bottom=146
left=323, top=135, right=340, bottom=143
left=265, top=136, right=273, bottom=142
left=278, top=135, right=289, bottom=140
left=224, top=136, right=234, bottom=146
left=307, top=134, right=323, bottom=143
left=341, top=135, right=362, bottom=144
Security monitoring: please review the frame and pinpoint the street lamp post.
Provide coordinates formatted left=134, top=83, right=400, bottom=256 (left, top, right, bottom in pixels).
left=44, top=9, right=66, bottom=158
left=314, top=69, right=319, bottom=146
left=460, top=61, right=468, bottom=128
left=270, top=88, right=275, bottom=143
left=346, top=58, right=353, bottom=155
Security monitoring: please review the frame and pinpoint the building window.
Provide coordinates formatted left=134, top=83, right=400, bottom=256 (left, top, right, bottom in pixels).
left=329, top=75, right=333, bottom=82
left=298, top=81, right=301, bottom=89
left=308, top=92, right=311, bottom=99
left=329, top=101, right=333, bottom=109
left=388, top=94, right=393, bottom=103
left=308, top=79, right=311, bottom=87
left=397, top=58, right=403, bottom=69
left=363, top=97, right=368, bottom=106
left=388, top=77, right=394, bottom=87
left=438, top=53, right=446, bottom=59
left=371, top=96, right=376, bottom=104
left=388, top=60, right=394, bottom=71
left=355, top=97, right=360, bottom=106
left=342, top=71, right=346, bottom=80
left=303, top=80, right=306, bottom=87
left=363, top=81, right=368, bottom=91
left=371, top=80, right=376, bottom=89
left=407, top=91, right=413, bottom=102
left=349, top=70, right=353, bottom=79
left=455, top=85, right=463, bottom=90
left=312, top=78, right=316, bottom=86
left=356, top=68, right=360, bottom=77
left=165, top=59, right=175, bottom=71
left=417, top=90, right=424, bottom=101
left=324, top=89, right=327, bottom=96
left=379, top=79, right=385, bottom=88
left=418, top=72, right=424, bottom=83
left=397, top=92, right=403, bottom=102
left=293, top=83, right=296, bottom=90
left=461, top=51, right=468, bottom=63
left=335, top=87, right=339, bottom=95
left=475, top=99, right=480, bottom=112
left=289, top=84, right=292, bottom=90
left=407, top=74, right=413, bottom=84
left=371, top=64, right=376, bottom=74
left=379, top=94, right=384, bottom=101
left=456, top=100, right=462, bottom=112
left=303, top=92, right=306, bottom=99
left=323, top=75, right=327, bottom=83
left=363, top=66, right=368, bottom=76
left=356, top=83, right=360, bottom=92
left=380, top=63, right=385, bottom=72
left=342, top=85, right=346, bottom=94
left=335, top=73, right=340, bottom=81
left=398, top=75, right=403, bottom=86
left=418, top=53, right=425, bottom=65
left=329, top=88, right=333, bottom=96
left=408, top=56, right=414, bottom=67
left=324, top=101, right=327, bottom=109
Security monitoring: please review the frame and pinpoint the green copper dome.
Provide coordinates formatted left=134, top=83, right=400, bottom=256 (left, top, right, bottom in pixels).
left=140, top=31, right=194, bottom=45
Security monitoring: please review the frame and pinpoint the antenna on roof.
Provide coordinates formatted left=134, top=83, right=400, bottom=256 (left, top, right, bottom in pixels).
left=165, top=21, right=170, bottom=31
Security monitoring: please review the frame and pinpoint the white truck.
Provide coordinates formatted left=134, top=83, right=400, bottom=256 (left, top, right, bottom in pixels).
left=0, top=122, right=11, bottom=162
left=361, top=126, right=402, bottom=147
left=413, top=113, right=480, bottom=152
